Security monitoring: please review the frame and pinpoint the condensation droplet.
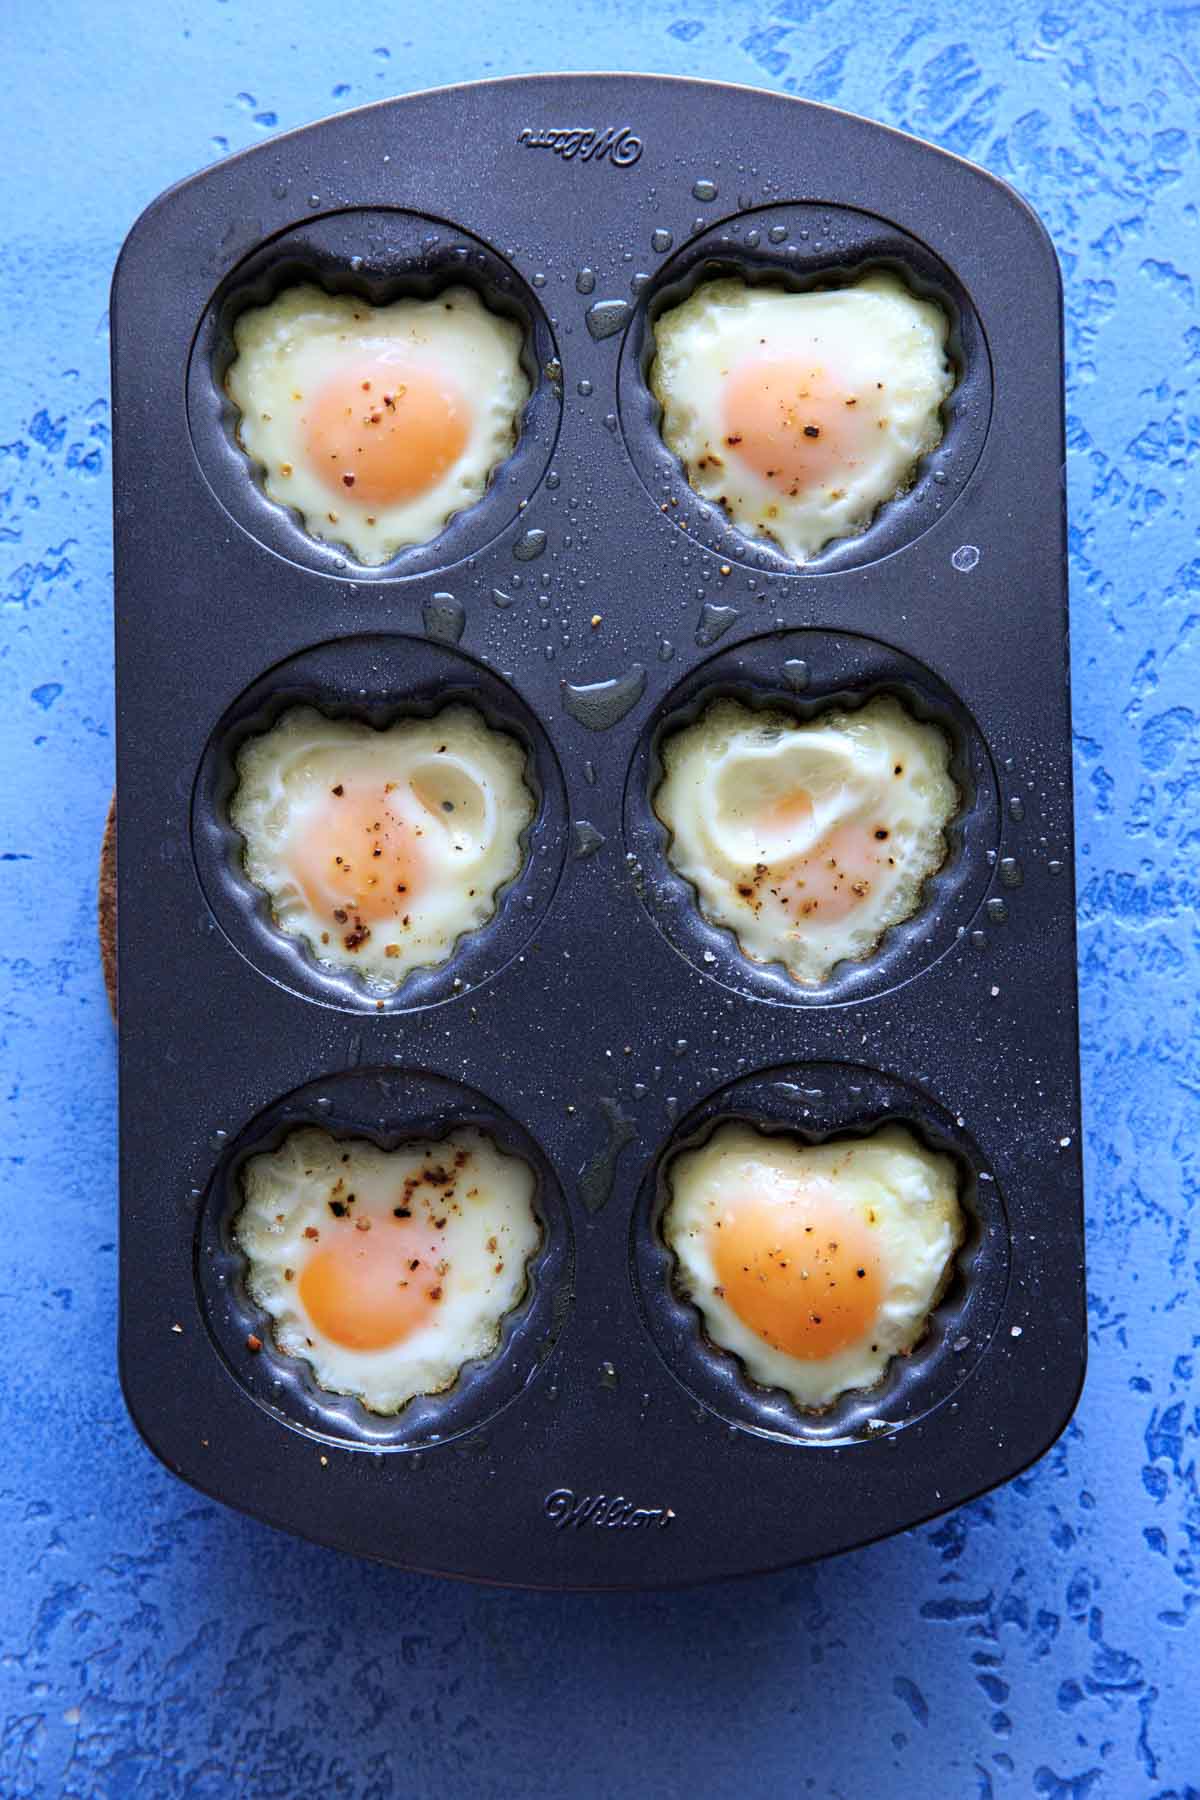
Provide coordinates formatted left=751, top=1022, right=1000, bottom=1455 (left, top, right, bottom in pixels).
left=572, top=820, right=605, bottom=858
left=578, top=1098, right=636, bottom=1214
left=768, top=223, right=788, bottom=244
left=999, top=856, right=1024, bottom=888
left=986, top=897, right=1009, bottom=924
left=651, top=227, right=673, bottom=253
left=692, top=178, right=717, bottom=201
left=420, top=593, right=464, bottom=645
left=1009, top=796, right=1025, bottom=821
left=783, top=657, right=810, bottom=691
left=585, top=298, right=631, bottom=340
left=513, top=528, right=547, bottom=561
left=576, top=267, right=596, bottom=294
left=577, top=379, right=593, bottom=397
left=952, top=544, right=980, bottom=572
left=562, top=664, right=647, bottom=729
left=696, top=602, right=739, bottom=646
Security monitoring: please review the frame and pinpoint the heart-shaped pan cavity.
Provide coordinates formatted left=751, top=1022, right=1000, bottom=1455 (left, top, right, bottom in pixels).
left=631, top=1061, right=1010, bottom=1446
left=623, top=627, right=1001, bottom=1007
left=191, top=632, right=569, bottom=1012
left=197, top=1067, right=574, bottom=1451
left=618, top=201, right=992, bottom=576
left=187, top=207, right=562, bottom=579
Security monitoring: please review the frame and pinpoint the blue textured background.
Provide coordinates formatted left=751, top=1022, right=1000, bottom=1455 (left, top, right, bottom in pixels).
left=2, top=2, right=1196, bottom=1794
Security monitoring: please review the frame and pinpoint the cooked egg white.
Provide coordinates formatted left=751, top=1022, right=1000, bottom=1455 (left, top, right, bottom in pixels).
left=226, top=283, right=529, bottom=564
left=236, top=1126, right=540, bottom=1413
left=650, top=273, right=953, bottom=561
left=230, top=704, right=534, bottom=989
left=654, top=694, right=957, bottom=985
left=664, top=1121, right=963, bottom=1410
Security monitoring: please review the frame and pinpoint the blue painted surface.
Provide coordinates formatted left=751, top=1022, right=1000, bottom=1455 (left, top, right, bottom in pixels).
left=1, top=0, right=1196, bottom=1792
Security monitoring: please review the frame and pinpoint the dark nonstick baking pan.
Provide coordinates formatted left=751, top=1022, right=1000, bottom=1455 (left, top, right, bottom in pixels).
left=111, top=72, right=1083, bottom=1589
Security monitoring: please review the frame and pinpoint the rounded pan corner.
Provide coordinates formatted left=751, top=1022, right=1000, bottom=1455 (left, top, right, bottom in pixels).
left=111, top=167, right=213, bottom=319
left=962, top=163, right=1063, bottom=305
left=116, top=1322, right=200, bottom=1488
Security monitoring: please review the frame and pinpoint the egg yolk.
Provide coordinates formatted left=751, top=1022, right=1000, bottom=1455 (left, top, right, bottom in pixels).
left=759, top=785, right=813, bottom=835
left=788, top=819, right=886, bottom=924
left=299, top=1222, right=440, bottom=1351
left=290, top=782, right=425, bottom=928
left=305, top=361, right=470, bottom=508
left=722, top=357, right=865, bottom=495
left=738, top=818, right=893, bottom=925
left=711, top=1183, right=884, bottom=1359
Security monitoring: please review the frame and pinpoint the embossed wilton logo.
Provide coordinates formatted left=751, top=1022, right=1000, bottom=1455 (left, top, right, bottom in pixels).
left=517, top=125, right=643, bottom=167
left=544, top=1488, right=675, bottom=1531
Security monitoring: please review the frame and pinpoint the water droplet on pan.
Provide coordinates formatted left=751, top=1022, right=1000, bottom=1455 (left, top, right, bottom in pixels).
left=695, top=603, right=739, bottom=646
left=985, top=897, right=1009, bottom=924
left=768, top=224, right=788, bottom=244
left=783, top=658, right=810, bottom=691
left=572, top=820, right=605, bottom=859
left=692, top=178, right=717, bottom=201
left=952, top=544, right=980, bottom=572
left=513, top=528, right=547, bottom=561
left=651, top=227, right=673, bottom=252
left=422, top=592, right=465, bottom=644
left=585, top=299, right=631, bottom=340
left=562, top=665, right=647, bottom=729
left=999, top=857, right=1024, bottom=888
left=599, top=1361, right=619, bottom=1389
left=576, top=267, right=596, bottom=294
left=578, top=1098, right=636, bottom=1214
left=1009, top=796, right=1025, bottom=821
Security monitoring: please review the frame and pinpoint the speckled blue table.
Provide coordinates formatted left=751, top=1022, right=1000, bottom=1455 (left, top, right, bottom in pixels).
left=2, top=2, right=1196, bottom=1794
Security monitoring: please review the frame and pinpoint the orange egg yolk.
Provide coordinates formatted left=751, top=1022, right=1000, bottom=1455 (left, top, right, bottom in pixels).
left=722, top=357, right=863, bottom=495
left=711, top=1184, right=884, bottom=1360
left=739, top=819, right=894, bottom=925
left=291, top=782, right=425, bottom=929
left=299, top=1220, right=441, bottom=1351
left=759, top=785, right=813, bottom=835
left=305, top=362, right=470, bottom=508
